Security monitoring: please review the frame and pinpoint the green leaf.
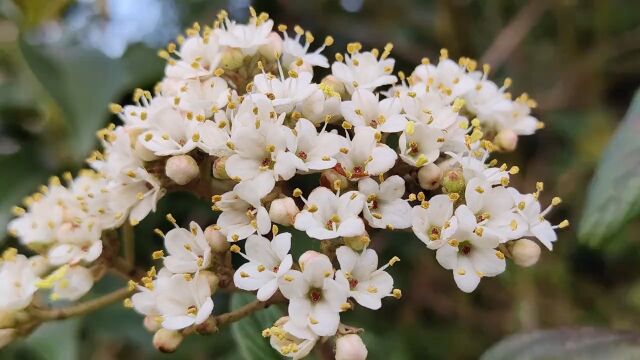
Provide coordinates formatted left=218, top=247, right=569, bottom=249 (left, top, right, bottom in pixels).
left=230, top=293, right=284, bottom=360
left=579, top=89, right=640, bottom=247
left=481, top=328, right=640, bottom=360
left=18, top=39, right=163, bottom=161
left=2, top=318, right=82, bottom=360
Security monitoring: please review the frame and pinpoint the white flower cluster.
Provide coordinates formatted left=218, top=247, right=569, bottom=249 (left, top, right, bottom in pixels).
left=2, top=9, right=568, bottom=356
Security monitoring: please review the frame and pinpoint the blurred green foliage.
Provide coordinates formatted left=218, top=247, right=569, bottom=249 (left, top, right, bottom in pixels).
left=1, top=0, right=640, bottom=359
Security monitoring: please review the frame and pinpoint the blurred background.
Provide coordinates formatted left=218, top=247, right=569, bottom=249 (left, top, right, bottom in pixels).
left=1, top=0, right=640, bottom=359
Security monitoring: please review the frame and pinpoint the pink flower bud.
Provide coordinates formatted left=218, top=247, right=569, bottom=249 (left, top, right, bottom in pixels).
left=205, top=225, right=229, bottom=253
left=165, top=155, right=199, bottom=185
left=417, top=163, right=443, bottom=190
left=299, top=251, right=323, bottom=269
left=494, top=129, right=519, bottom=152
left=320, top=169, right=348, bottom=190
left=143, top=315, right=162, bottom=332
left=212, top=157, right=229, bottom=180
left=511, top=239, right=541, bottom=267
left=153, top=328, right=183, bottom=353
left=258, top=32, right=283, bottom=62
left=269, top=197, right=300, bottom=226
left=335, top=334, right=368, bottom=360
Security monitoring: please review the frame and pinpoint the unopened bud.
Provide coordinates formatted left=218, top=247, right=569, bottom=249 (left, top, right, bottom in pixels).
left=28, top=255, right=50, bottom=277
left=0, top=328, right=16, bottom=349
left=343, top=234, right=371, bottom=252
left=335, top=334, right=368, bottom=360
left=269, top=197, right=300, bottom=226
left=320, top=169, right=348, bottom=190
left=299, top=250, right=323, bottom=269
left=143, top=315, right=162, bottom=332
left=165, top=155, right=199, bottom=185
left=258, top=32, right=283, bottom=62
left=220, top=48, right=245, bottom=71
left=212, top=156, right=229, bottom=179
left=442, top=168, right=465, bottom=194
left=417, top=163, right=443, bottom=190
left=321, top=75, right=347, bottom=99
left=511, top=239, right=541, bottom=267
left=205, top=225, right=229, bottom=253
left=153, top=329, right=183, bottom=353
left=494, top=129, right=518, bottom=152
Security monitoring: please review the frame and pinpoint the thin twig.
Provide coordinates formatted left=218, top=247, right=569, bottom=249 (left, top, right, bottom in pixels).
left=31, top=287, right=132, bottom=321
left=214, top=294, right=285, bottom=328
left=480, top=0, right=550, bottom=69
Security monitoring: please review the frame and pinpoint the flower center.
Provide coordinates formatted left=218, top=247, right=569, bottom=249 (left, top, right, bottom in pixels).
left=476, top=212, right=490, bottom=223
left=348, top=277, right=358, bottom=290
left=296, top=151, right=308, bottom=160
left=186, top=305, right=197, bottom=316
left=408, top=141, right=419, bottom=154
left=308, top=288, right=322, bottom=303
left=460, top=240, right=472, bottom=255
left=352, top=166, right=366, bottom=178
left=428, top=225, right=441, bottom=240
left=261, top=157, right=275, bottom=169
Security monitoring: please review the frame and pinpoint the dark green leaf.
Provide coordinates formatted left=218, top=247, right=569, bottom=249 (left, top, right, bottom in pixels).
left=481, top=328, right=640, bottom=360
left=230, top=293, right=284, bottom=360
left=579, top=89, right=640, bottom=247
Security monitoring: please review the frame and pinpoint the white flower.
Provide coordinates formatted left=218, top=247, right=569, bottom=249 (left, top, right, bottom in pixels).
left=0, top=253, right=38, bottom=311
left=267, top=316, right=319, bottom=359
left=509, top=189, right=561, bottom=250
left=335, top=127, right=397, bottom=180
left=163, top=222, right=212, bottom=274
left=217, top=17, right=273, bottom=56
left=233, top=233, right=293, bottom=301
left=398, top=122, right=444, bottom=167
left=341, top=89, right=406, bottom=132
left=411, top=194, right=458, bottom=249
left=225, top=121, right=301, bottom=188
left=331, top=51, right=397, bottom=93
left=280, top=28, right=330, bottom=69
left=335, top=247, right=394, bottom=309
left=214, top=189, right=271, bottom=242
left=138, top=104, right=197, bottom=156
left=446, top=152, right=511, bottom=186
left=176, top=77, right=230, bottom=118
left=108, top=166, right=166, bottom=225
left=278, top=252, right=349, bottom=336
left=36, top=265, right=94, bottom=301
left=291, top=118, right=345, bottom=172
left=299, top=86, right=341, bottom=125
left=435, top=205, right=505, bottom=293
left=294, top=187, right=366, bottom=240
left=358, top=176, right=411, bottom=229
left=252, top=71, right=317, bottom=113
left=156, top=273, right=214, bottom=330
left=164, top=34, right=221, bottom=80
left=131, top=268, right=173, bottom=318
left=465, top=177, right=526, bottom=241
left=410, top=58, right=476, bottom=99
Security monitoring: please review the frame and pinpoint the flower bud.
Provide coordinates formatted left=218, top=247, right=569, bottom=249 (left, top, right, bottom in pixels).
left=143, top=315, right=162, bottom=332
left=165, top=155, right=199, bottom=185
left=511, top=239, right=541, bottom=267
left=0, top=328, right=16, bottom=349
left=320, top=169, right=348, bottom=191
left=335, top=334, right=368, bottom=360
left=212, top=156, right=229, bottom=180
left=28, top=255, right=50, bottom=277
left=321, top=75, right=347, bottom=99
left=258, top=32, right=283, bottom=62
left=269, top=197, right=300, bottom=226
left=417, top=163, right=443, bottom=190
left=494, top=129, right=518, bottom=152
left=200, top=270, right=220, bottom=293
left=153, top=328, right=183, bottom=353
left=442, top=168, right=465, bottom=194
left=205, top=225, right=229, bottom=253
left=220, top=48, right=245, bottom=71
left=299, top=250, right=323, bottom=269
left=343, top=234, right=371, bottom=252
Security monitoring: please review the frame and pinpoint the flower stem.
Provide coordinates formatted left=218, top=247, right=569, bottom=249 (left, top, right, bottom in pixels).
left=31, top=287, right=132, bottom=321
left=123, top=222, right=135, bottom=267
